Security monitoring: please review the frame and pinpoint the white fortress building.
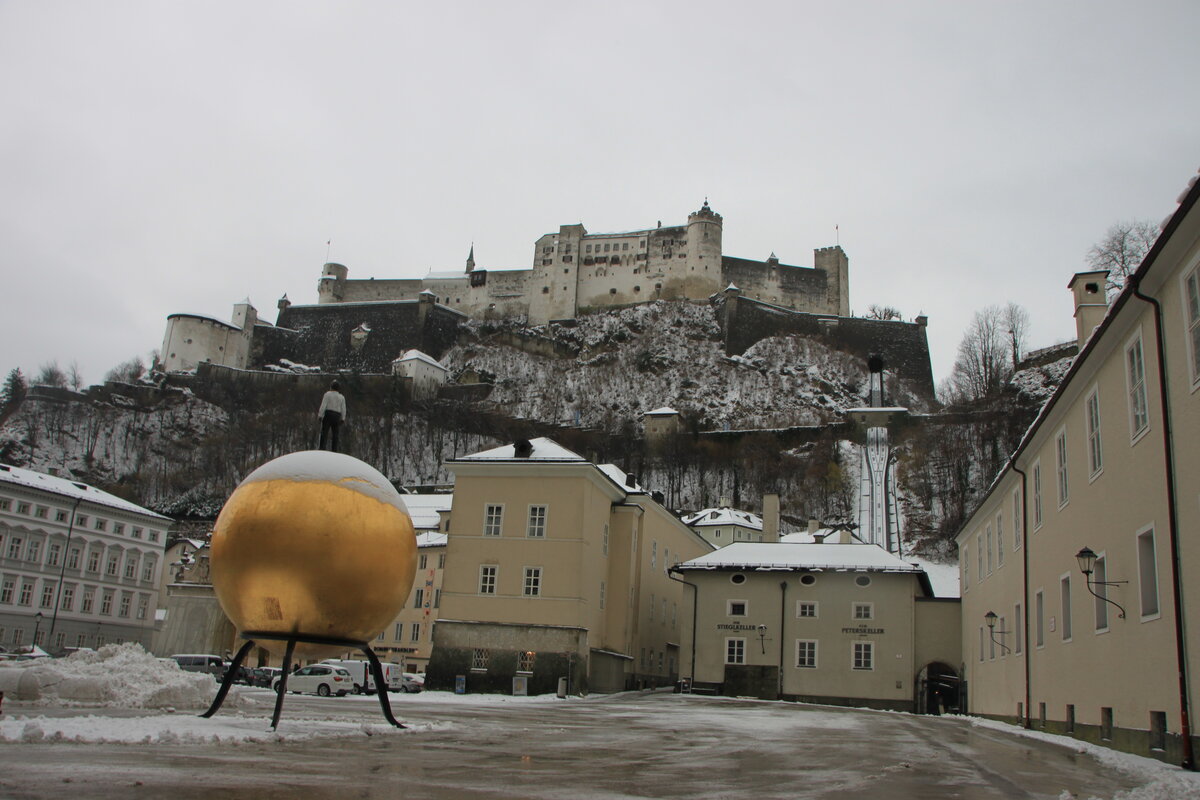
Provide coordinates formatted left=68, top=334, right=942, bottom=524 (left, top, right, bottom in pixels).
left=316, top=201, right=849, bottom=325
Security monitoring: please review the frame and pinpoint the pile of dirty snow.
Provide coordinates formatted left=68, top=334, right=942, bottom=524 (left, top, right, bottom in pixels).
left=2, top=643, right=227, bottom=709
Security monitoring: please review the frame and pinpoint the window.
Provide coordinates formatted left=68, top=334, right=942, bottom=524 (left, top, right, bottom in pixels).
left=728, top=600, right=747, bottom=617
left=131, top=527, right=142, bottom=539
left=18, top=580, right=33, bottom=606
left=17, top=502, right=30, bottom=515
left=471, top=648, right=490, bottom=671
left=136, top=594, right=148, bottom=620
left=61, top=584, right=75, bottom=611
left=410, top=622, right=421, bottom=642
left=797, top=601, right=818, bottom=618
left=725, top=638, right=746, bottom=665
left=1086, top=390, right=1103, bottom=477
left=1094, top=555, right=1110, bottom=631
left=100, top=588, right=114, bottom=615
left=852, top=602, right=873, bottom=620
left=796, top=640, right=817, bottom=668
left=976, top=534, right=983, bottom=582
left=599, top=581, right=606, bottom=609
left=1185, top=265, right=1200, bottom=383
left=94, top=518, right=106, bottom=531
left=986, top=525, right=994, bottom=574
left=113, top=523, right=124, bottom=535
left=123, top=557, right=137, bottom=580
left=1127, top=335, right=1150, bottom=438
left=0, top=499, right=8, bottom=511
left=479, top=565, right=497, bottom=595
left=81, top=587, right=95, bottom=613
left=978, top=626, right=985, bottom=662
left=418, top=554, right=427, bottom=570
left=649, top=593, right=655, bottom=621
left=602, top=524, right=609, bottom=555
left=68, top=547, right=79, bottom=570
left=75, top=515, right=88, bottom=527
left=87, top=550, right=100, bottom=573
left=393, top=623, right=403, bottom=640
left=1055, top=430, right=1069, bottom=507
left=438, top=553, right=445, bottom=569
left=651, top=540, right=657, bottom=568
left=1014, top=603, right=1023, bottom=654
left=47, top=543, right=61, bottom=568
left=54, top=632, right=65, bottom=650
left=34, top=506, right=47, bottom=519
left=118, top=592, right=131, bottom=617
left=527, top=505, right=547, bottom=538
left=483, top=504, right=503, bottom=536
left=55, top=509, right=67, bottom=522
left=149, top=530, right=160, bottom=543
left=1035, top=590, right=1045, bottom=647
left=75, top=633, right=86, bottom=648
left=1138, top=527, right=1160, bottom=618
left=40, top=582, right=55, bottom=608
left=141, top=558, right=155, bottom=582
left=523, top=567, right=542, bottom=597
left=1061, top=576, right=1072, bottom=641
left=106, top=555, right=119, bottom=577
left=414, top=588, right=424, bottom=608
left=434, top=588, right=441, bottom=607
left=1013, top=490, right=1023, bottom=550
left=518, top=650, right=536, bottom=672
left=962, top=544, right=969, bottom=591
left=1, top=578, right=13, bottom=604
left=1032, top=462, right=1043, bottom=528
left=852, top=641, right=874, bottom=670
left=7, top=537, right=23, bottom=559
left=26, top=540, right=41, bottom=562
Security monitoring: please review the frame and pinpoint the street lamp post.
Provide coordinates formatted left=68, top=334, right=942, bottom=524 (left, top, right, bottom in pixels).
left=32, top=612, right=44, bottom=649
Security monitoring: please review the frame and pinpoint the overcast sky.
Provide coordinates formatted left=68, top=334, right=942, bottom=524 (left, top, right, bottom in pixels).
left=2, top=1, right=1197, bottom=390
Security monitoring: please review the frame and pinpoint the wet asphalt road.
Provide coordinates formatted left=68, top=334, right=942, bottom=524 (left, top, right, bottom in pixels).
left=0, top=691, right=1147, bottom=799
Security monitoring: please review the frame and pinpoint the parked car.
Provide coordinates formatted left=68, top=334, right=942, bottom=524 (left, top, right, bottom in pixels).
left=401, top=672, right=424, bottom=693
left=273, top=664, right=354, bottom=697
left=170, top=654, right=224, bottom=676
left=252, top=667, right=282, bottom=688
left=319, top=659, right=404, bottom=694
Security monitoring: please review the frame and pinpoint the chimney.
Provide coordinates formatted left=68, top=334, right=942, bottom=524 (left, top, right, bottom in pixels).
left=807, top=518, right=820, bottom=534
left=762, top=494, right=780, bottom=543
left=1068, top=271, right=1110, bottom=347
left=719, top=495, right=731, bottom=508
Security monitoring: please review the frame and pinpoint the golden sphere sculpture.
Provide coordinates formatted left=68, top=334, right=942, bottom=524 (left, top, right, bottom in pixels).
left=211, top=451, right=417, bottom=659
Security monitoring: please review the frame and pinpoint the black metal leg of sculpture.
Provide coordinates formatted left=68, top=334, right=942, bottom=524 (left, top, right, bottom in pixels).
left=360, top=643, right=405, bottom=728
left=270, top=638, right=297, bottom=731
left=200, top=639, right=256, bottom=719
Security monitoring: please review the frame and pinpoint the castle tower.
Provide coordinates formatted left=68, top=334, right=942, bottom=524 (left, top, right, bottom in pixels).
left=813, top=246, right=849, bottom=316
left=686, top=200, right=724, bottom=297
left=528, top=223, right=586, bottom=325
left=466, top=245, right=476, bottom=273
left=317, top=262, right=348, bottom=304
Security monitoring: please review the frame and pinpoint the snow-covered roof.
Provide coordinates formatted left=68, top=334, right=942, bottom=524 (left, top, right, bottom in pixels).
left=779, top=529, right=861, bottom=544
left=424, top=271, right=468, bottom=280
left=0, top=464, right=171, bottom=521
left=683, top=507, right=762, bottom=530
left=454, top=437, right=587, bottom=463
left=393, top=350, right=448, bottom=372
left=676, top=542, right=925, bottom=574
left=644, top=407, right=679, bottom=416
left=165, top=312, right=240, bottom=331
left=596, top=464, right=642, bottom=492
left=415, top=531, right=448, bottom=548
left=398, top=493, right=453, bottom=530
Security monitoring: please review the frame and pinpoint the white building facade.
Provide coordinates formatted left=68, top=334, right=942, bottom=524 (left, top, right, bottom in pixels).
left=0, top=465, right=171, bottom=653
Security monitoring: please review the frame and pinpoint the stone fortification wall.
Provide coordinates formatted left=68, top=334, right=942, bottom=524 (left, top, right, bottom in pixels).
left=721, top=256, right=833, bottom=313
left=161, top=314, right=251, bottom=372
left=261, top=300, right=464, bottom=374
left=719, top=295, right=935, bottom=402
left=334, top=278, right=424, bottom=304
left=173, top=362, right=412, bottom=412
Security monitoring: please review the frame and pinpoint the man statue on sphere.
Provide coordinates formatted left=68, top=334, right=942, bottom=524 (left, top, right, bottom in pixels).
left=317, top=381, right=347, bottom=452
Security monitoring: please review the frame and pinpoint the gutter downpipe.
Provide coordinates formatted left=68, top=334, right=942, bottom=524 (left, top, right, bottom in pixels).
left=668, top=569, right=698, bottom=686
left=1010, top=463, right=1032, bottom=729
left=779, top=580, right=788, bottom=699
left=1131, top=282, right=1194, bottom=770
left=48, top=496, right=83, bottom=640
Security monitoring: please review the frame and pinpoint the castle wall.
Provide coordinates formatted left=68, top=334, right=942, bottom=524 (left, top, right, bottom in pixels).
left=721, top=256, right=835, bottom=313
left=161, top=314, right=251, bottom=372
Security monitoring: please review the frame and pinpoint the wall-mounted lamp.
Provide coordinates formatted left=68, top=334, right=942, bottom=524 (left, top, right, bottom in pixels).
left=984, top=611, right=1011, bottom=654
left=757, top=624, right=769, bottom=654
left=1075, top=547, right=1128, bottom=619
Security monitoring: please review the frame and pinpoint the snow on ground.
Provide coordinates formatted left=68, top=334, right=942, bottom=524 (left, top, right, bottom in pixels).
left=965, top=716, right=1200, bottom=800
left=0, top=643, right=224, bottom=709
left=909, top=555, right=960, bottom=598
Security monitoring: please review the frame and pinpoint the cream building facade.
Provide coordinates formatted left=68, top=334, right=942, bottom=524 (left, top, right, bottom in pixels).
left=957, top=169, right=1200, bottom=765
left=426, top=437, right=713, bottom=694
left=674, top=542, right=958, bottom=711
left=0, top=464, right=170, bottom=653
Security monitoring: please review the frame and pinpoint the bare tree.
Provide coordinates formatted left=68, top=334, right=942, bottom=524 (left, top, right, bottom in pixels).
left=68, top=360, right=84, bottom=391
left=105, top=356, right=146, bottom=384
left=945, top=305, right=1013, bottom=402
left=1086, top=219, right=1158, bottom=295
left=1002, top=302, right=1030, bottom=369
left=866, top=304, right=902, bottom=321
left=34, top=361, right=68, bottom=388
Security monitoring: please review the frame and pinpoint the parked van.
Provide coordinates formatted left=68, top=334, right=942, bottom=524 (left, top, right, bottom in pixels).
left=170, top=654, right=224, bottom=676
left=319, top=659, right=403, bottom=694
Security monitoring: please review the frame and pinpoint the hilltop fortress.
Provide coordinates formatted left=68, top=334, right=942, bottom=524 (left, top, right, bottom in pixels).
left=163, top=202, right=918, bottom=387
left=315, top=201, right=848, bottom=323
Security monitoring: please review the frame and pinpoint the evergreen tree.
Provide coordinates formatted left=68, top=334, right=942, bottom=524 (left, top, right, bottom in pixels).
left=1, top=368, right=27, bottom=406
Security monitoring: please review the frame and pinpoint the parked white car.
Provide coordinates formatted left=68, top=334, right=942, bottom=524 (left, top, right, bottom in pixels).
left=401, top=672, right=425, bottom=693
left=273, top=664, right=354, bottom=697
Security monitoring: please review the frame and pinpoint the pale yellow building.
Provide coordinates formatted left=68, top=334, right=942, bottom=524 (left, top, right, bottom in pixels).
left=674, top=541, right=958, bottom=711
left=427, top=437, right=713, bottom=694
left=957, top=169, right=1200, bottom=765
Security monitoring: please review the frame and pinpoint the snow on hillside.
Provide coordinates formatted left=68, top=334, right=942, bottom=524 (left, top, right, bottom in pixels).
left=447, top=301, right=924, bottom=431
left=1010, top=354, right=1074, bottom=405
